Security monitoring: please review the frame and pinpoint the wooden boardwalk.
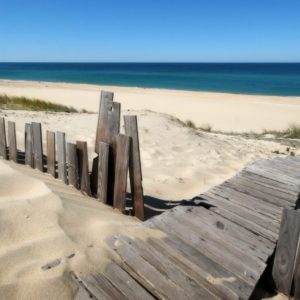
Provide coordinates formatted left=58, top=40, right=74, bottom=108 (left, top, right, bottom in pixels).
left=74, top=156, right=300, bottom=300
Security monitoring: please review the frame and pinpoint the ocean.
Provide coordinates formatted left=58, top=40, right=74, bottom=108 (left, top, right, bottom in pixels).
left=0, top=63, right=300, bottom=96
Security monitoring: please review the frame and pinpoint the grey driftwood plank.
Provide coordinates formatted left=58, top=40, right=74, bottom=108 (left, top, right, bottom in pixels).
left=32, top=122, right=44, bottom=172
left=56, top=131, right=67, bottom=184
left=97, top=142, right=109, bottom=203
left=124, top=115, right=144, bottom=221
left=25, top=123, right=33, bottom=167
left=0, top=117, right=7, bottom=159
left=272, top=209, right=300, bottom=295
left=76, top=141, right=91, bottom=196
left=95, top=91, right=114, bottom=152
left=113, top=235, right=219, bottom=300
left=113, top=134, right=130, bottom=212
left=8, top=121, right=17, bottom=162
left=146, top=236, right=253, bottom=300
left=106, top=236, right=195, bottom=300
left=294, top=246, right=300, bottom=300
left=147, top=211, right=262, bottom=285
left=67, top=143, right=79, bottom=188
left=47, top=131, right=56, bottom=177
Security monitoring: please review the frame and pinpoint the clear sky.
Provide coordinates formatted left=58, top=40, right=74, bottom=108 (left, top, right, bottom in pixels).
left=1, top=0, right=300, bottom=62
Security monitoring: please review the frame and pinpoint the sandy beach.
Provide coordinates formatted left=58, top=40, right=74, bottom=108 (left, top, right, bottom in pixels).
left=0, top=80, right=297, bottom=299
left=1, top=80, right=300, bottom=132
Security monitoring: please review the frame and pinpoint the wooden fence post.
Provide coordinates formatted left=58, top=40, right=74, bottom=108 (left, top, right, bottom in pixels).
left=272, top=209, right=300, bottom=295
left=95, top=91, right=114, bottom=152
left=25, top=124, right=34, bottom=167
left=47, top=131, right=56, bottom=177
left=67, top=142, right=79, bottom=188
left=8, top=121, right=17, bottom=162
left=97, top=142, right=109, bottom=203
left=57, top=132, right=67, bottom=184
left=124, top=115, right=144, bottom=220
left=0, top=117, right=7, bottom=159
left=32, top=122, right=43, bottom=172
left=76, top=141, right=91, bottom=196
left=294, top=241, right=300, bottom=299
left=113, top=134, right=130, bottom=213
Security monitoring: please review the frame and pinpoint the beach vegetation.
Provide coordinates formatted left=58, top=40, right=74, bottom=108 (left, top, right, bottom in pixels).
left=185, top=120, right=196, bottom=129
left=198, top=123, right=212, bottom=132
left=0, top=94, right=78, bottom=113
left=262, top=123, right=300, bottom=139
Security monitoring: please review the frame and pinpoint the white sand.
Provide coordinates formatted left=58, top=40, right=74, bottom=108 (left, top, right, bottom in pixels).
left=0, top=160, right=163, bottom=299
left=1, top=79, right=300, bottom=132
left=0, top=80, right=299, bottom=299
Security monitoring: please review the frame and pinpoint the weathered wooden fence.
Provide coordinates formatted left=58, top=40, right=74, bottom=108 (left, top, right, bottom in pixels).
left=0, top=91, right=144, bottom=220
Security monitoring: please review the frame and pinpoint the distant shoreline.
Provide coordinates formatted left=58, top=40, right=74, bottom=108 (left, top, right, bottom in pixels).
left=1, top=62, right=300, bottom=96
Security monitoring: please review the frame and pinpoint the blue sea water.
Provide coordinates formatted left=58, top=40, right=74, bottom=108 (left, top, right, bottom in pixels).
left=0, top=63, right=300, bottom=96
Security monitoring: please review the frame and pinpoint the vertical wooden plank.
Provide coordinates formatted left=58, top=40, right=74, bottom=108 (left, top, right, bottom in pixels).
left=272, top=209, right=300, bottom=295
left=97, top=142, right=109, bottom=203
left=67, top=142, right=79, bottom=188
left=47, top=131, right=56, bottom=177
left=90, top=91, right=113, bottom=195
left=107, top=102, right=121, bottom=205
left=0, top=117, right=7, bottom=159
left=57, top=132, right=67, bottom=184
left=124, top=115, right=144, bottom=220
left=76, top=141, right=91, bottom=196
left=32, top=122, right=43, bottom=172
left=113, top=134, right=130, bottom=213
left=294, top=241, right=300, bottom=299
left=95, top=91, right=114, bottom=152
left=25, top=123, right=33, bottom=167
left=8, top=121, right=17, bottom=162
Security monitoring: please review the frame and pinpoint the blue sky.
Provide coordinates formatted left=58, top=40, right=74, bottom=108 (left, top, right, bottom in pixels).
left=0, top=0, right=300, bottom=62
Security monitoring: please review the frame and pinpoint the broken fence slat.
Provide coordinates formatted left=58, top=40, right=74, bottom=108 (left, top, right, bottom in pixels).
left=97, top=142, right=109, bottom=203
left=47, top=131, right=56, bottom=177
left=57, top=131, right=67, bottom=184
left=8, top=121, right=17, bottom=162
left=113, top=134, right=130, bottom=213
left=67, top=142, right=79, bottom=188
left=32, top=122, right=43, bottom=172
left=25, top=123, right=33, bottom=167
left=76, top=141, right=91, bottom=196
left=95, top=91, right=114, bottom=152
left=124, top=115, right=144, bottom=220
left=272, top=209, right=300, bottom=295
left=0, top=117, right=7, bottom=159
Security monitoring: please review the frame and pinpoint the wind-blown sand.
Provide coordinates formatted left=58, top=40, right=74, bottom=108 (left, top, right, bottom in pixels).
left=0, top=80, right=298, bottom=299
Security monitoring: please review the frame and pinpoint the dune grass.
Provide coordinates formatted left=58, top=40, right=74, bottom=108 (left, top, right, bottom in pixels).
left=262, top=124, right=300, bottom=139
left=0, top=94, right=79, bottom=113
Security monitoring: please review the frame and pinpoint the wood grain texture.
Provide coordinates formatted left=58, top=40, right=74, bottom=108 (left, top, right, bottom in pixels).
left=97, top=142, right=109, bottom=203
left=47, top=131, right=56, bottom=177
left=32, top=122, right=43, bottom=172
left=0, top=117, right=7, bottom=159
left=56, top=132, right=67, bottom=183
left=95, top=91, right=114, bottom=152
left=67, top=142, right=79, bottom=188
left=107, top=102, right=121, bottom=205
left=294, top=242, right=300, bottom=300
left=25, top=124, right=33, bottom=167
left=76, top=141, right=91, bottom=196
left=272, top=209, right=300, bottom=295
left=113, top=134, right=130, bottom=212
left=90, top=91, right=114, bottom=195
left=124, top=115, right=144, bottom=220
left=8, top=121, right=17, bottom=162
